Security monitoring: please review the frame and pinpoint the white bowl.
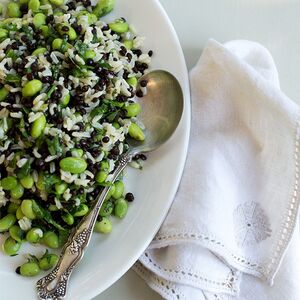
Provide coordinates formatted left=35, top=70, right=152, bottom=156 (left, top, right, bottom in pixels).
left=0, top=0, right=190, bottom=299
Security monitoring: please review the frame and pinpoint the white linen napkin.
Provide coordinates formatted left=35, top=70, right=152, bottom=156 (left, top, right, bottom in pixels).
left=133, top=39, right=300, bottom=300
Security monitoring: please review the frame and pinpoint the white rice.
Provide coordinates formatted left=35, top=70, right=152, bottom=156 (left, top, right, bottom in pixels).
left=55, top=197, right=63, bottom=210
left=19, top=217, right=32, bottom=231
left=29, top=112, right=43, bottom=123
left=6, top=153, right=14, bottom=161
left=17, top=158, right=28, bottom=168
left=33, top=148, right=42, bottom=158
left=50, top=52, right=59, bottom=64
left=45, top=155, right=58, bottom=162
left=10, top=112, right=23, bottom=118
left=63, top=188, right=72, bottom=201
left=72, top=131, right=91, bottom=138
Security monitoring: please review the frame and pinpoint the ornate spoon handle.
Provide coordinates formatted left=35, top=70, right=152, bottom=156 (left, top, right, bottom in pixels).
left=36, top=153, right=131, bottom=300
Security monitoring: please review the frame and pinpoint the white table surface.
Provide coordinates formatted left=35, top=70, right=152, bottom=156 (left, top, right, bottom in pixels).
left=95, top=0, right=300, bottom=299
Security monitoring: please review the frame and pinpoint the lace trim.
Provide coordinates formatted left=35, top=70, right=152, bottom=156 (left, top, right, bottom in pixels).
left=134, top=261, right=185, bottom=300
left=142, top=252, right=238, bottom=293
left=153, top=232, right=262, bottom=270
left=264, top=120, right=300, bottom=279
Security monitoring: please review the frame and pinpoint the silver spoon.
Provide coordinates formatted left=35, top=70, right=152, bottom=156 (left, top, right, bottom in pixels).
left=36, top=70, right=184, bottom=300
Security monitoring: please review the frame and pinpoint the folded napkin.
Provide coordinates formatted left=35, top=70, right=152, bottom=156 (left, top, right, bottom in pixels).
left=133, top=40, right=300, bottom=300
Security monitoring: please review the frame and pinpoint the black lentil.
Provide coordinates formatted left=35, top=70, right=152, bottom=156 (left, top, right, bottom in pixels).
left=136, top=89, right=143, bottom=98
left=102, top=136, right=110, bottom=143
left=140, top=80, right=148, bottom=87
left=125, top=192, right=134, bottom=202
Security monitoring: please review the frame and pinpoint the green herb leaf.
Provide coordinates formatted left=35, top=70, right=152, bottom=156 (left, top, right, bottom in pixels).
left=58, top=229, right=70, bottom=247
left=46, top=86, right=56, bottom=98
left=46, top=136, right=62, bottom=156
left=43, top=173, right=61, bottom=193
left=5, top=74, right=21, bottom=84
left=17, top=160, right=31, bottom=179
left=98, top=61, right=111, bottom=69
left=51, top=65, right=60, bottom=80
left=90, top=103, right=109, bottom=118
left=6, top=49, right=17, bottom=60
left=74, top=41, right=88, bottom=57
left=32, top=200, right=67, bottom=232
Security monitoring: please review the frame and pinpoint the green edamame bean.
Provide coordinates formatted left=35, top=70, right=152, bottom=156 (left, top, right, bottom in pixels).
left=32, top=47, right=47, bottom=56
left=78, top=11, right=97, bottom=25
left=60, top=92, right=70, bottom=107
left=94, top=217, right=112, bottom=234
left=49, top=0, right=63, bottom=5
left=3, top=236, right=21, bottom=256
left=20, top=174, right=34, bottom=189
left=55, top=182, right=68, bottom=195
left=123, top=40, right=133, bottom=50
left=99, top=201, right=114, bottom=217
left=26, top=228, right=43, bottom=243
left=43, top=231, right=59, bottom=249
left=126, top=76, right=137, bottom=87
left=101, top=160, right=109, bottom=171
left=84, top=49, right=96, bottom=60
left=52, top=38, right=63, bottom=50
left=128, top=123, right=145, bottom=141
left=114, top=198, right=128, bottom=218
left=125, top=103, right=141, bottom=117
left=36, top=173, right=45, bottom=190
left=9, top=225, right=24, bottom=243
left=0, top=87, right=9, bottom=101
left=31, top=114, right=46, bottom=138
left=0, top=214, right=16, bottom=232
left=73, top=204, right=89, bottom=217
left=58, top=24, right=77, bottom=40
left=93, top=0, right=115, bottom=17
left=28, top=0, right=40, bottom=12
left=40, top=25, right=49, bottom=37
left=7, top=3, right=21, bottom=18
left=1, top=176, right=18, bottom=190
left=59, top=157, right=87, bottom=174
left=39, top=253, right=59, bottom=270
left=21, top=199, right=36, bottom=220
left=53, top=11, right=63, bottom=16
left=112, top=181, right=124, bottom=199
left=62, top=213, right=74, bottom=225
left=112, top=122, right=120, bottom=129
left=48, top=204, right=58, bottom=211
left=7, top=202, right=19, bottom=214
left=0, top=28, right=8, bottom=39
left=109, top=21, right=129, bottom=34
left=95, top=171, right=107, bottom=183
left=19, top=262, right=40, bottom=276
left=71, top=148, right=83, bottom=158
left=22, top=79, right=43, bottom=97
left=16, top=207, right=25, bottom=220
left=105, top=184, right=115, bottom=201
left=88, top=13, right=97, bottom=24
left=33, top=13, right=46, bottom=28
left=10, top=183, right=24, bottom=199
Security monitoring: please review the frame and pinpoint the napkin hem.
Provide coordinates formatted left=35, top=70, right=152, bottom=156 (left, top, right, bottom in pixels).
left=133, top=261, right=189, bottom=300
left=265, top=117, right=300, bottom=282
left=152, top=230, right=264, bottom=279
left=139, top=251, right=239, bottom=295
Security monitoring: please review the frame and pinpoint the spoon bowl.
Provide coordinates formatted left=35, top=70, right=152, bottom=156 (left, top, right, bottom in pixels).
left=129, top=70, right=184, bottom=155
